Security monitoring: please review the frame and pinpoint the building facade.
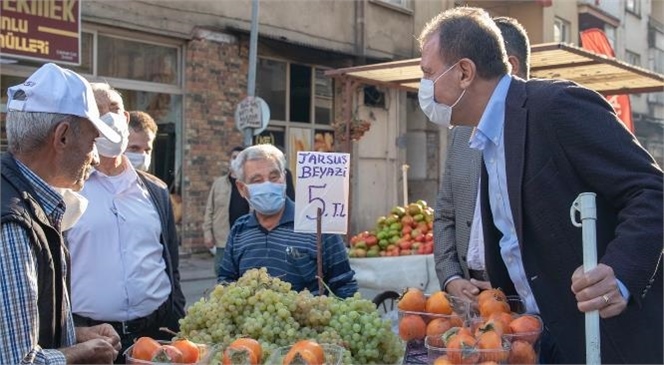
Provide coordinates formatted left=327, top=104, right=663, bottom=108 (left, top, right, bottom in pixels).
left=1, top=0, right=661, bottom=250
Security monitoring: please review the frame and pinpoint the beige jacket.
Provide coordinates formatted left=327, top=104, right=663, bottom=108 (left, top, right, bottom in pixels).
left=202, top=174, right=233, bottom=248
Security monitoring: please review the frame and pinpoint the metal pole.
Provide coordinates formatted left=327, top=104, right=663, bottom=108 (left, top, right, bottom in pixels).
left=244, top=0, right=260, bottom=147
left=570, top=192, right=601, bottom=365
left=317, top=207, right=324, bottom=295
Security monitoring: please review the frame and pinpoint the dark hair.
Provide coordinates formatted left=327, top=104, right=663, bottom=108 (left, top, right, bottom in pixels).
left=128, top=111, right=158, bottom=134
left=418, top=7, right=509, bottom=79
left=494, top=16, right=530, bottom=79
left=230, top=146, right=244, bottom=155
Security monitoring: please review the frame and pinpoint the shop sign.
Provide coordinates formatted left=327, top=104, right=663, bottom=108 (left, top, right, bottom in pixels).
left=234, top=96, right=269, bottom=135
left=1, top=0, right=81, bottom=65
left=294, top=151, right=350, bottom=234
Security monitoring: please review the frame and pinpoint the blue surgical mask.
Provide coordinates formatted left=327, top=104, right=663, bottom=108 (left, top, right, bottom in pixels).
left=418, top=61, right=466, bottom=128
left=246, top=181, right=286, bottom=215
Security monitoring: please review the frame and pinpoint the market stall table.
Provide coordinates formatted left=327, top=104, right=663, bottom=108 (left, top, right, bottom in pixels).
left=350, top=254, right=441, bottom=301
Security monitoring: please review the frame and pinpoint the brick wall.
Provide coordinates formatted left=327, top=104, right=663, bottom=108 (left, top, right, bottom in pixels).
left=182, top=34, right=248, bottom=250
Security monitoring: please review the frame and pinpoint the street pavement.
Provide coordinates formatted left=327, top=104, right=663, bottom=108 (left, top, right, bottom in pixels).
left=179, top=251, right=218, bottom=308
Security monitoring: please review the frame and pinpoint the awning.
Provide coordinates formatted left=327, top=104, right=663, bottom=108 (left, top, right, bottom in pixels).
left=325, top=42, right=664, bottom=95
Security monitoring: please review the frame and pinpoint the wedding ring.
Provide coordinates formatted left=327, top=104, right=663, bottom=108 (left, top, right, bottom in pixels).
left=602, top=294, right=611, bottom=304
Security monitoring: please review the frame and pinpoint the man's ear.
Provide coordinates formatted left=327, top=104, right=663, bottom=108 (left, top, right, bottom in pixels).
left=236, top=180, right=248, bottom=199
left=508, top=55, right=521, bottom=78
left=123, top=110, right=130, bottom=126
left=458, top=58, right=476, bottom=89
left=52, top=120, right=72, bottom=152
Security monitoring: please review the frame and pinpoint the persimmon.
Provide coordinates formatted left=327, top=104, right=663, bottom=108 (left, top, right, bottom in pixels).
left=449, top=314, right=465, bottom=328
left=399, top=314, right=427, bottom=341
left=441, top=327, right=473, bottom=347
left=172, top=338, right=200, bottom=364
left=427, top=318, right=453, bottom=336
left=152, top=345, right=184, bottom=364
left=446, top=333, right=478, bottom=365
left=488, top=311, right=514, bottom=329
left=282, top=348, right=321, bottom=365
left=478, top=288, right=507, bottom=304
left=476, top=331, right=508, bottom=363
left=131, top=337, right=161, bottom=361
left=508, top=315, right=542, bottom=344
left=474, top=318, right=511, bottom=337
left=398, top=288, right=427, bottom=312
left=479, top=297, right=511, bottom=318
left=229, top=338, right=263, bottom=363
left=224, top=345, right=259, bottom=365
left=426, top=291, right=453, bottom=315
left=433, top=355, right=454, bottom=365
left=508, top=340, right=537, bottom=364
left=289, top=340, right=325, bottom=365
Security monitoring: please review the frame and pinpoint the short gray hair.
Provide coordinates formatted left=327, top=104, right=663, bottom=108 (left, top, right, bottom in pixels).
left=6, top=111, right=74, bottom=154
left=231, top=144, right=286, bottom=182
left=90, top=82, right=124, bottom=111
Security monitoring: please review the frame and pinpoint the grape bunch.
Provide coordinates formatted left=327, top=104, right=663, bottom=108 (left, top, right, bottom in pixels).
left=179, top=268, right=403, bottom=364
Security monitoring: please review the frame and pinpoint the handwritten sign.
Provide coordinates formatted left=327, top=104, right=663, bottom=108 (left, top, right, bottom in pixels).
left=234, top=96, right=270, bottom=135
left=294, top=151, right=350, bottom=234
left=1, top=0, right=81, bottom=65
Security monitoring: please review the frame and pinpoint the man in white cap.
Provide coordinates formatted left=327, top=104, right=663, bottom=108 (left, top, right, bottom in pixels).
left=66, top=83, right=185, bottom=360
left=1, top=63, right=121, bottom=363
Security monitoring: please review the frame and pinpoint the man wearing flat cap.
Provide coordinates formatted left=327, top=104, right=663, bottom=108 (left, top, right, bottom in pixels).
left=1, top=63, right=122, bottom=364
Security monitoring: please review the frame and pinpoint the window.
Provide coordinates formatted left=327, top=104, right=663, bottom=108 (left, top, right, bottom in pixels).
left=256, top=57, right=336, bottom=163
left=554, top=17, right=571, bottom=43
left=256, top=57, right=334, bottom=126
left=604, top=25, right=617, bottom=51
left=626, top=0, right=641, bottom=16
left=98, top=36, right=180, bottom=85
left=378, top=0, right=411, bottom=9
left=625, top=50, right=641, bottom=67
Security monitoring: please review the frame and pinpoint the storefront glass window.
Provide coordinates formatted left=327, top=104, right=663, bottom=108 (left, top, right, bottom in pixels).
left=98, top=35, right=179, bottom=85
left=257, top=58, right=286, bottom=120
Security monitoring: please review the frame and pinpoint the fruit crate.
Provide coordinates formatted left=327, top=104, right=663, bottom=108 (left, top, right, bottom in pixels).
left=124, top=341, right=214, bottom=365
left=265, top=343, right=345, bottom=365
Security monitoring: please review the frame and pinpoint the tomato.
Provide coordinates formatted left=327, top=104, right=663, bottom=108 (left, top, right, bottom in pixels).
left=131, top=337, right=161, bottom=361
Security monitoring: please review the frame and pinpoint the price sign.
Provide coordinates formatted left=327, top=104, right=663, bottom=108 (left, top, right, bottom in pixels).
left=294, top=151, right=350, bottom=234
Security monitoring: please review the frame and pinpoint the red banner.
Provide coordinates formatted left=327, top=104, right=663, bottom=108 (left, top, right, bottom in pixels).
left=580, top=28, right=634, bottom=132
left=0, top=0, right=81, bottom=65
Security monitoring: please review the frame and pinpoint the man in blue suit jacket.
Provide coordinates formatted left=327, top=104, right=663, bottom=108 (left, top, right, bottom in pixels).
left=418, top=7, right=662, bottom=364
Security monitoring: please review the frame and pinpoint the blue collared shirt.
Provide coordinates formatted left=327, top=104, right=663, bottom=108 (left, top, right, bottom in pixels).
left=218, top=199, right=358, bottom=298
left=469, top=74, right=541, bottom=313
left=0, top=157, right=76, bottom=365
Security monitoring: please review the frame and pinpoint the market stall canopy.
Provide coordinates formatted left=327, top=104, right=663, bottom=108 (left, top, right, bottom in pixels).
left=325, top=43, right=664, bottom=95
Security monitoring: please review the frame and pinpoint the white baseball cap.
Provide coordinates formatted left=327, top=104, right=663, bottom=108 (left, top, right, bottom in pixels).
left=6, top=63, right=121, bottom=143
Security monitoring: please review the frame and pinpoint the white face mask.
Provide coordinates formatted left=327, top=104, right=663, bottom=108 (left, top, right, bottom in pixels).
left=125, top=152, right=151, bottom=171
left=418, top=61, right=466, bottom=127
left=96, top=112, right=129, bottom=157
left=53, top=188, right=88, bottom=231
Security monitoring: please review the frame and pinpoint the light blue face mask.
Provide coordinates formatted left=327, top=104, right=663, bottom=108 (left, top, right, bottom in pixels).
left=246, top=181, right=286, bottom=215
left=418, top=61, right=466, bottom=128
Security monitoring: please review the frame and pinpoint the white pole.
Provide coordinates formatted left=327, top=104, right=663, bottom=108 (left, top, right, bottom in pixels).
left=401, top=164, right=409, bottom=206
left=570, top=192, right=600, bottom=365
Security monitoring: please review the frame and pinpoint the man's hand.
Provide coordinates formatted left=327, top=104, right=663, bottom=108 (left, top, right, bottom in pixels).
left=204, top=238, right=215, bottom=249
left=60, top=338, right=119, bottom=364
left=446, top=278, right=483, bottom=302
left=571, top=263, right=628, bottom=318
left=76, top=324, right=121, bottom=350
